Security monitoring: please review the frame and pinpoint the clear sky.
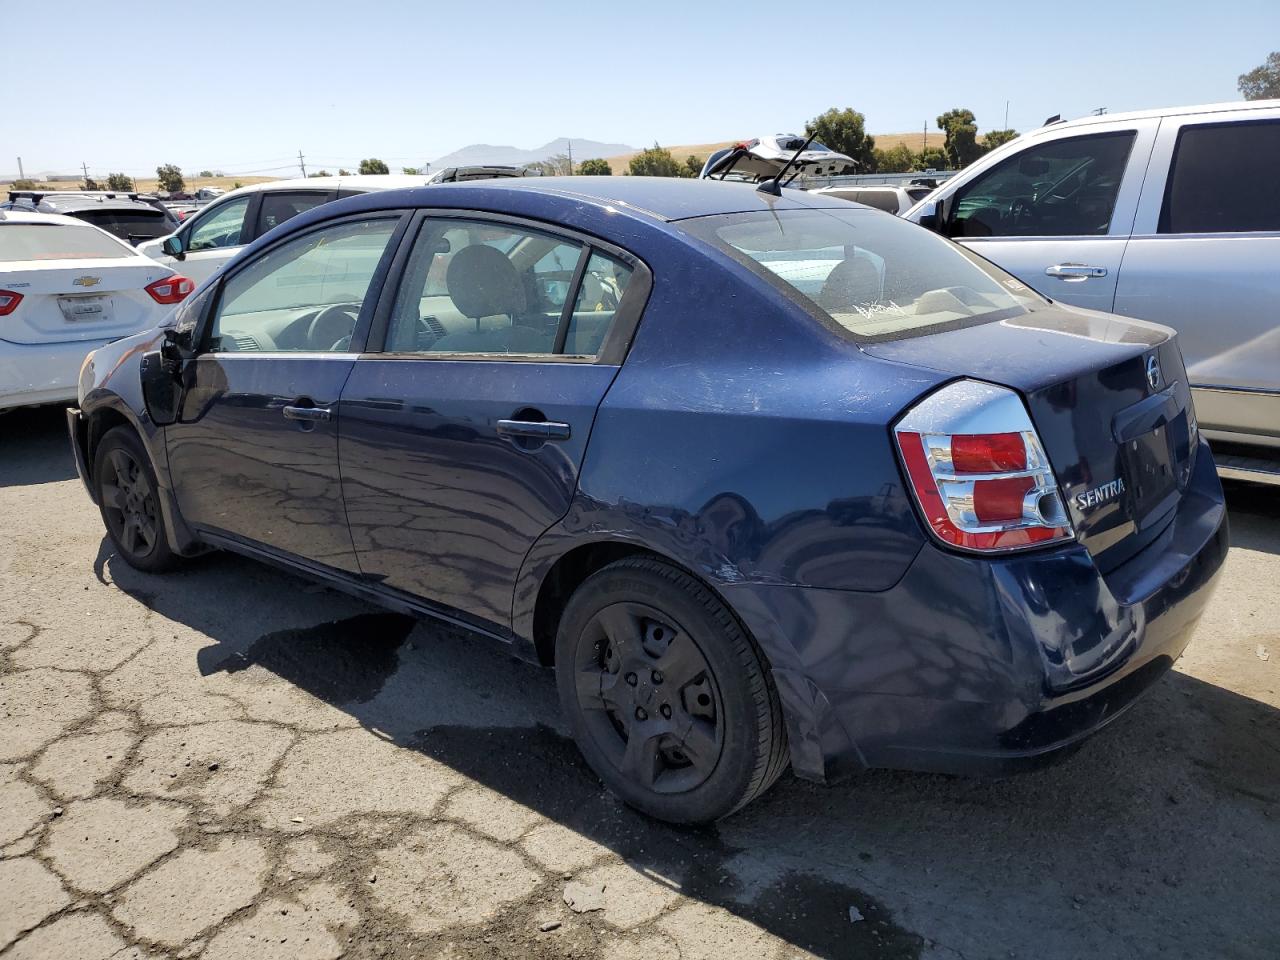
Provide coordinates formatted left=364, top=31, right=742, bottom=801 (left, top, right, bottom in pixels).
left=5, top=0, right=1278, bottom=177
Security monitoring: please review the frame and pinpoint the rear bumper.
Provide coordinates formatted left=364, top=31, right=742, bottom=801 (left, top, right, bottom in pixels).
left=725, top=439, right=1229, bottom=783
left=66, top=407, right=94, bottom=501
left=0, top=337, right=105, bottom=411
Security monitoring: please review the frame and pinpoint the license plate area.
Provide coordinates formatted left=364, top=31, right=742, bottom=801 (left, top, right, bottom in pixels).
left=57, top=294, right=114, bottom=323
left=1120, top=410, right=1189, bottom=528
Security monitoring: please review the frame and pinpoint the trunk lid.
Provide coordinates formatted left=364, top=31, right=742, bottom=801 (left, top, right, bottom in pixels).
left=0, top=258, right=173, bottom=345
left=866, top=306, right=1197, bottom=573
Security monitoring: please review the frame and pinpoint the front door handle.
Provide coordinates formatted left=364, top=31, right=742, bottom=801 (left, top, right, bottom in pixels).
left=496, top=419, right=571, bottom=441
left=1045, top=263, right=1108, bottom=281
left=283, top=405, right=332, bottom=422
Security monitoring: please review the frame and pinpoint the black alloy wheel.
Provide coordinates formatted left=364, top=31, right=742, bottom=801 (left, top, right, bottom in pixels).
left=94, top=426, right=177, bottom=573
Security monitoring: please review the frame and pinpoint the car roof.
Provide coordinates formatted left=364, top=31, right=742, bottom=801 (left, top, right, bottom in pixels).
left=0, top=210, right=91, bottom=227
left=1035, top=97, right=1280, bottom=133
left=214, top=173, right=434, bottom=202
left=412, top=176, right=850, bottom=222
left=39, top=196, right=162, bottom=213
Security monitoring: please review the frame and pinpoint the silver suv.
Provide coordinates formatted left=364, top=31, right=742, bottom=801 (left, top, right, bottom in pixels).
left=907, top=99, right=1280, bottom=483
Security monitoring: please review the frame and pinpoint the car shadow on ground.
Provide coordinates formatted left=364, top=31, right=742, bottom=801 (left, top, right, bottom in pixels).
left=0, top=406, right=78, bottom=487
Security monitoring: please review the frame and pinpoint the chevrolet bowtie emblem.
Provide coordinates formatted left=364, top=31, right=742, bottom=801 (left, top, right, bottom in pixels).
left=72, top=276, right=102, bottom=287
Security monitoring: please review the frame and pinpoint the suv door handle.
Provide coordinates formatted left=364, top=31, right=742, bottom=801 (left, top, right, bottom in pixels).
left=496, top=419, right=571, bottom=441
left=1045, top=263, right=1108, bottom=280
left=283, top=405, right=332, bottom=422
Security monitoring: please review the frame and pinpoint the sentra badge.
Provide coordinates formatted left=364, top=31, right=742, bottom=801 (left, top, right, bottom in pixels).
left=1076, top=478, right=1126, bottom=510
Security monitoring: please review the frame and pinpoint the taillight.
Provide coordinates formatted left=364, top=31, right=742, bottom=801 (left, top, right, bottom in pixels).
left=0, top=290, right=23, bottom=316
left=145, top=275, right=194, bottom=304
left=894, top=380, right=1074, bottom=554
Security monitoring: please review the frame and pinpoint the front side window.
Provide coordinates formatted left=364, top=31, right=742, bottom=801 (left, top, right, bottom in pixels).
left=257, top=191, right=334, bottom=236
left=684, top=208, right=1041, bottom=341
left=209, top=217, right=398, bottom=353
left=187, top=196, right=251, bottom=251
left=1160, top=120, right=1280, bottom=234
left=387, top=219, right=604, bottom=356
left=949, top=131, right=1136, bottom=238
left=0, top=223, right=133, bottom=261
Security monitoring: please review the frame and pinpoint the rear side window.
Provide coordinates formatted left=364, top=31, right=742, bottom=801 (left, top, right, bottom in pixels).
left=257, top=191, right=333, bottom=236
left=73, top=210, right=168, bottom=244
left=1159, top=120, right=1280, bottom=233
left=948, top=131, right=1135, bottom=238
left=0, top=223, right=132, bottom=260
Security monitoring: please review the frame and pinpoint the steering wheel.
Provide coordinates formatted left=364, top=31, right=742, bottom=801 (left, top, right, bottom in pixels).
left=306, top=303, right=360, bottom=351
left=1009, top=197, right=1036, bottom=229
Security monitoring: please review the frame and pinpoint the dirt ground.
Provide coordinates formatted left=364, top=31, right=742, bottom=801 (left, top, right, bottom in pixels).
left=1, top=405, right=1277, bottom=960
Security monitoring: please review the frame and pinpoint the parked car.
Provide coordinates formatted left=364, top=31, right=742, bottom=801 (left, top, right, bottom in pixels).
left=136, top=174, right=432, bottom=285
left=426, top=165, right=527, bottom=183
left=4, top=191, right=180, bottom=245
left=0, top=211, right=191, bottom=411
left=906, top=98, right=1280, bottom=483
left=810, top=184, right=916, bottom=215
left=70, top=177, right=1226, bottom=823
left=701, top=135, right=859, bottom=181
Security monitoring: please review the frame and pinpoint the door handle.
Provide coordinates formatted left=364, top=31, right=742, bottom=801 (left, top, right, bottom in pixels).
left=1045, top=263, right=1108, bottom=281
left=496, top=419, right=571, bottom=441
left=282, top=405, right=332, bottom=422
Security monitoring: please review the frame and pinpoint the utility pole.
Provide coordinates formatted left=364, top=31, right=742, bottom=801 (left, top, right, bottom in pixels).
left=297, top=150, right=307, bottom=177
left=1004, top=100, right=1010, bottom=129
left=81, top=161, right=90, bottom=183
left=1091, top=107, right=1107, bottom=116
left=17, top=157, right=24, bottom=180
left=922, top=122, right=927, bottom=152
left=566, top=139, right=573, bottom=175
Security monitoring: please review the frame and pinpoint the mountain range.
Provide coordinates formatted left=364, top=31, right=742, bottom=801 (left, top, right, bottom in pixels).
left=429, top=137, right=635, bottom=170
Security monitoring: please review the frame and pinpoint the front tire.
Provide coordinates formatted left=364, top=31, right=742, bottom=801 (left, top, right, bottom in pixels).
left=94, top=426, right=177, bottom=573
left=555, top=556, right=787, bottom=823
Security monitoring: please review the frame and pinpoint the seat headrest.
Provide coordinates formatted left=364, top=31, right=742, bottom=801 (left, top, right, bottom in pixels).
left=818, top=256, right=882, bottom=311
left=445, top=244, right=527, bottom=320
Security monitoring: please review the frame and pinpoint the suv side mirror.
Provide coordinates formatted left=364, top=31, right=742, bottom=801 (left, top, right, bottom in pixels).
left=916, top=200, right=941, bottom=232
left=162, top=235, right=186, bottom=260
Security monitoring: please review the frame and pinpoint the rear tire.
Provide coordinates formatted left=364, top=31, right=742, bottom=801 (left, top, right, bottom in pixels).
left=555, top=556, right=787, bottom=823
left=94, top=426, right=178, bottom=573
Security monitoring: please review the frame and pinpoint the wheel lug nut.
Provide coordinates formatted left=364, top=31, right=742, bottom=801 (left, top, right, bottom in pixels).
left=660, top=704, right=672, bottom=719
left=651, top=671, right=663, bottom=684
left=635, top=707, right=647, bottom=720
left=625, top=673, right=637, bottom=686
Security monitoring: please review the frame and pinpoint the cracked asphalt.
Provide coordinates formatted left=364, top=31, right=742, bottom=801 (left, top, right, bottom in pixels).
left=1, top=404, right=1278, bottom=960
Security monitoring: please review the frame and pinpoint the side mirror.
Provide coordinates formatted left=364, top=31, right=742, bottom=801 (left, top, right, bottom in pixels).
left=139, top=350, right=180, bottom=426
left=162, top=235, right=186, bottom=260
left=916, top=200, right=941, bottom=232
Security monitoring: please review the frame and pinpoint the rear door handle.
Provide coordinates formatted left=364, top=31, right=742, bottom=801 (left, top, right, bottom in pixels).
left=283, top=405, right=332, bottom=422
left=496, top=419, right=571, bottom=441
left=1045, top=263, right=1108, bottom=280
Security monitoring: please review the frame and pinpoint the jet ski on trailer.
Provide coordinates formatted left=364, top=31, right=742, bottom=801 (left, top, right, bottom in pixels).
left=700, top=134, right=859, bottom=182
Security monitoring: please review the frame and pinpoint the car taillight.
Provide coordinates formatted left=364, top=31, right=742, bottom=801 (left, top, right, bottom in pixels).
left=0, top=290, right=23, bottom=316
left=145, top=275, right=194, bottom=304
left=894, top=379, right=1074, bottom=554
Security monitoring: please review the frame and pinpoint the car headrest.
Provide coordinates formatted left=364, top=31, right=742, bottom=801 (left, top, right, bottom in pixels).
left=818, top=256, right=881, bottom=311
left=445, top=244, right=527, bottom=320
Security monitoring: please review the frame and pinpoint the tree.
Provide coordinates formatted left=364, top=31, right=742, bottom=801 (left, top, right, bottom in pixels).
left=337, top=168, right=351, bottom=176
left=629, top=143, right=683, bottom=177
left=82, top=176, right=101, bottom=191
left=197, top=169, right=214, bottom=178
left=578, top=158, right=611, bottom=176
left=914, top=147, right=949, bottom=172
left=1239, top=51, right=1280, bottom=99
left=309, top=170, right=331, bottom=178
left=683, top=155, right=703, bottom=177
left=155, top=164, right=184, bottom=193
left=358, top=158, right=389, bottom=175
left=12, top=179, right=35, bottom=190
left=936, top=109, right=984, bottom=168
left=105, top=173, right=135, bottom=191
left=804, top=107, right=876, bottom=172
left=402, top=166, right=420, bottom=175
left=981, top=128, right=1019, bottom=152
left=874, top=143, right=916, bottom=173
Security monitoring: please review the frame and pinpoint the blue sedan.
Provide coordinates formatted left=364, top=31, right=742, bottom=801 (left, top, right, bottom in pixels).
left=68, top=177, right=1228, bottom=823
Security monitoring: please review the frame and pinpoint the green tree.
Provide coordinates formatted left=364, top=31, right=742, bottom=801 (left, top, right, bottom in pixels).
left=155, top=164, right=184, bottom=193
left=337, top=168, right=351, bottom=176
left=981, top=128, right=1019, bottom=151
left=629, top=143, right=683, bottom=177
left=914, top=147, right=949, bottom=171
left=683, top=155, right=704, bottom=177
left=874, top=143, right=916, bottom=173
left=82, top=176, right=101, bottom=191
left=358, top=158, right=389, bottom=175
left=401, top=166, right=420, bottom=175
left=233, top=181, right=244, bottom=189
left=803, top=107, right=876, bottom=172
left=197, top=169, right=214, bottom=178
left=309, top=170, right=331, bottom=177
left=105, top=172, right=135, bottom=191
left=578, top=158, right=611, bottom=176
left=12, top=178, right=36, bottom=190
left=937, top=109, right=983, bottom=168
left=1239, top=51, right=1280, bottom=99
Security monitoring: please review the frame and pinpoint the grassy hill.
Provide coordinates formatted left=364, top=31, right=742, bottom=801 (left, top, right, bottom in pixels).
left=601, top=133, right=946, bottom=174
left=3, top=175, right=276, bottom=195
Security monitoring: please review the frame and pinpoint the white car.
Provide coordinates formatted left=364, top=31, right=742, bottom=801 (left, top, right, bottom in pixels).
left=0, top=211, right=192, bottom=411
left=810, top=184, right=917, bottom=215
left=137, top=175, right=432, bottom=285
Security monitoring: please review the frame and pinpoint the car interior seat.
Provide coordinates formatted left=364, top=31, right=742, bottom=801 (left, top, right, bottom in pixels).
left=430, top=244, right=551, bottom=353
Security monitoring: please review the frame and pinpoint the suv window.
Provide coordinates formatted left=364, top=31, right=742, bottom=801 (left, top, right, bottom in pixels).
left=209, top=217, right=398, bottom=353
left=949, top=131, right=1136, bottom=238
left=387, top=219, right=609, bottom=357
left=187, top=196, right=251, bottom=251
left=1159, top=120, right=1280, bottom=234
left=73, top=209, right=168, bottom=244
left=257, top=191, right=334, bottom=237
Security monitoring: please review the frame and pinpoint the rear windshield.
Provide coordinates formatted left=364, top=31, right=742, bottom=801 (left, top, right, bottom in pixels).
left=73, top=210, right=168, bottom=244
left=682, top=208, right=1041, bottom=340
left=0, top=223, right=133, bottom=261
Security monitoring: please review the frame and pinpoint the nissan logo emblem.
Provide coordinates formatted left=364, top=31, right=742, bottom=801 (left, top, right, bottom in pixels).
left=1146, top=355, right=1161, bottom=390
